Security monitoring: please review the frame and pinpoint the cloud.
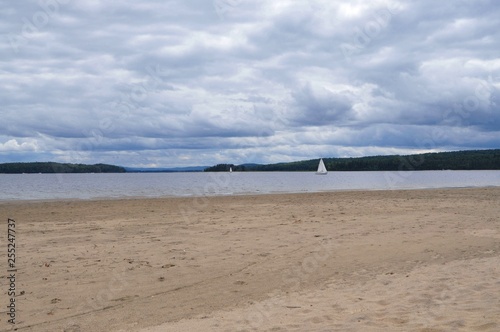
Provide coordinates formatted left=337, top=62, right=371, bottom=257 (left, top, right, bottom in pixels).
left=0, top=0, right=499, bottom=166
left=0, top=139, right=39, bottom=152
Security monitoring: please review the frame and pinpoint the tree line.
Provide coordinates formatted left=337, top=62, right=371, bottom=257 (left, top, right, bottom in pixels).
left=205, top=149, right=500, bottom=172
left=204, top=164, right=247, bottom=172
left=0, top=162, right=126, bottom=174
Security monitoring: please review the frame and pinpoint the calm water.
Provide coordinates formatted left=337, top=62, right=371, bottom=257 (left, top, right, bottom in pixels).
left=0, top=171, right=499, bottom=201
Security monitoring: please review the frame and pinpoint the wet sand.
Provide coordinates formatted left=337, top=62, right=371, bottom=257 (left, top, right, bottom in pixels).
left=0, top=188, right=499, bottom=331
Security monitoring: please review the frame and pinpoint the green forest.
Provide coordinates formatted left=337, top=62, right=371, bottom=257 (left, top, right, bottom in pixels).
left=2, top=149, right=499, bottom=173
left=203, top=164, right=247, bottom=172
left=0, top=162, right=126, bottom=174
left=205, top=149, right=500, bottom=172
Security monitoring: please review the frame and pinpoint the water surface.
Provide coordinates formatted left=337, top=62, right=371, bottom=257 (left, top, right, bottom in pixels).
left=0, top=171, right=499, bottom=201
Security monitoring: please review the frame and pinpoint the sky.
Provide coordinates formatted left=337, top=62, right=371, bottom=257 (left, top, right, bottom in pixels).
left=1, top=0, right=499, bottom=167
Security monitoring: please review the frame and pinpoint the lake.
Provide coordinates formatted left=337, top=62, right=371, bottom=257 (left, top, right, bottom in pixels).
left=0, top=170, right=499, bottom=201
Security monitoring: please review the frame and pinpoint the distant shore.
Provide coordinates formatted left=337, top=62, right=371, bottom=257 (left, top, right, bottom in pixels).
left=2, top=149, right=500, bottom=174
left=1, top=188, right=499, bottom=331
left=0, top=162, right=125, bottom=174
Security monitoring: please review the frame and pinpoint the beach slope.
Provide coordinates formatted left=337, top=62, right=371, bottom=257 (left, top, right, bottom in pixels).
left=1, top=188, right=499, bottom=331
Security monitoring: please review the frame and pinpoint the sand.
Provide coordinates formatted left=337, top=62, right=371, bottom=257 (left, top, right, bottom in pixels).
left=0, top=188, right=499, bottom=332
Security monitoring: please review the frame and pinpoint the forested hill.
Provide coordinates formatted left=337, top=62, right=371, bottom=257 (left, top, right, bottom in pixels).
left=0, top=162, right=126, bottom=174
left=205, top=149, right=500, bottom=172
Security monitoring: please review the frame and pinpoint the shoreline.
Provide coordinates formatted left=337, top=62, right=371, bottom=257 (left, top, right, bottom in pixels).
left=1, top=187, right=498, bottom=331
left=1, top=185, right=500, bottom=204
left=2, top=170, right=500, bottom=202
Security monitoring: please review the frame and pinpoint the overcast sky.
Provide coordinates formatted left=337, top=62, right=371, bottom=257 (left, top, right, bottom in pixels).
left=1, top=0, right=499, bottom=167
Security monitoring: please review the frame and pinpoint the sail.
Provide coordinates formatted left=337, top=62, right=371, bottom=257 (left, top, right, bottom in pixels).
left=316, top=158, right=328, bottom=175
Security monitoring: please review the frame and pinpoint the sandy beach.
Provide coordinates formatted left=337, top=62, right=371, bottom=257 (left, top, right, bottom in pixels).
left=1, top=188, right=499, bottom=332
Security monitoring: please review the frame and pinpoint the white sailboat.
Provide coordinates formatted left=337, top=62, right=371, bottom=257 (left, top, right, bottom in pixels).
left=316, top=158, right=328, bottom=175
left=229, top=167, right=233, bottom=173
